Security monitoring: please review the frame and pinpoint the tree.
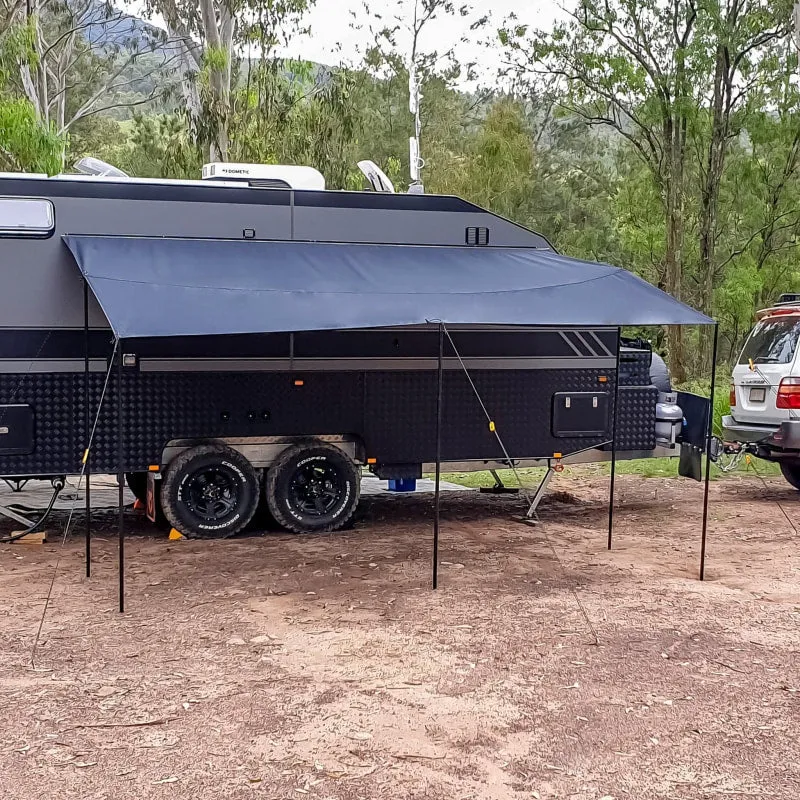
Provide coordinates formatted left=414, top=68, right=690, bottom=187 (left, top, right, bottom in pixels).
left=500, top=0, right=800, bottom=378
left=2, top=0, right=181, bottom=141
left=232, top=61, right=361, bottom=188
left=500, top=0, right=704, bottom=381
left=145, top=0, right=312, bottom=161
left=0, top=96, right=64, bottom=173
left=691, top=0, right=791, bottom=362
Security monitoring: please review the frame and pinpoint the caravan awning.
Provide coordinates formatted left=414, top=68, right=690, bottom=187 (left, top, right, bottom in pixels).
left=64, top=235, right=712, bottom=338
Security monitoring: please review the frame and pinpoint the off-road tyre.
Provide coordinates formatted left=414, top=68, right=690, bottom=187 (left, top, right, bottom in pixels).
left=265, top=440, right=360, bottom=534
left=161, top=444, right=259, bottom=538
left=780, top=462, right=800, bottom=491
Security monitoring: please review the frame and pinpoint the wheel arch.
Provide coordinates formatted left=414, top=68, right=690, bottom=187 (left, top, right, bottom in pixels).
left=158, top=434, right=366, bottom=472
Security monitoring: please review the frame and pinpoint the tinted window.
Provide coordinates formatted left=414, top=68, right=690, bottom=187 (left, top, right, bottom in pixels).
left=0, top=197, right=54, bottom=235
left=739, top=316, right=800, bottom=364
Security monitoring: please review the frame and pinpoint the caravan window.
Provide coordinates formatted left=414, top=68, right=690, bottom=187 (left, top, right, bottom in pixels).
left=0, top=197, right=54, bottom=236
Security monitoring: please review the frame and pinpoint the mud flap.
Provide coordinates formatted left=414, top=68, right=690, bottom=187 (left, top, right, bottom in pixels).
left=146, top=472, right=158, bottom=523
left=678, top=443, right=703, bottom=481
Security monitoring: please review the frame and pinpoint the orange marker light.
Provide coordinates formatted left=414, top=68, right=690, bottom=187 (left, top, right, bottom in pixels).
left=598, top=376, right=608, bottom=383
left=367, top=457, right=377, bottom=464
left=294, top=379, right=305, bottom=386
left=148, top=464, right=159, bottom=472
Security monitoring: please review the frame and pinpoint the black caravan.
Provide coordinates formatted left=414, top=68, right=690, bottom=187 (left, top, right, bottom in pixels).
left=0, top=164, right=711, bottom=539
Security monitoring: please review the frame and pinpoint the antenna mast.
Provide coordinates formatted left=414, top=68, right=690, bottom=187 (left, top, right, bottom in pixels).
left=408, top=61, right=424, bottom=193
left=407, top=0, right=425, bottom=194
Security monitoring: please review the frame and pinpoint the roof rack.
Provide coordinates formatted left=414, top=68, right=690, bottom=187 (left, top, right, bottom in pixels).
left=776, top=292, right=800, bottom=305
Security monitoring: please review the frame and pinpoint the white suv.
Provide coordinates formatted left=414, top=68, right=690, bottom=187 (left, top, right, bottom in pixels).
left=722, top=294, right=800, bottom=488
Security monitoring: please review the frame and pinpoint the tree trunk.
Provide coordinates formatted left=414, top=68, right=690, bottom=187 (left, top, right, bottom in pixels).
left=660, top=106, right=688, bottom=383
left=665, top=184, right=686, bottom=384
left=698, top=44, right=729, bottom=367
left=199, top=0, right=231, bottom=161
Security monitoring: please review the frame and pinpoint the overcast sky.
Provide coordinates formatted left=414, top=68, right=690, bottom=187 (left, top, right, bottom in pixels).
left=286, top=0, right=563, bottom=83
left=132, top=0, right=564, bottom=86
left=280, top=0, right=563, bottom=80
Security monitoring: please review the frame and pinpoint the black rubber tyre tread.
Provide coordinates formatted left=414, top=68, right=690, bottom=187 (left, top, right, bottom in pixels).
left=265, top=439, right=360, bottom=534
left=161, top=444, right=259, bottom=539
left=780, top=462, right=800, bottom=491
left=125, top=472, right=148, bottom=504
left=649, top=352, right=672, bottom=393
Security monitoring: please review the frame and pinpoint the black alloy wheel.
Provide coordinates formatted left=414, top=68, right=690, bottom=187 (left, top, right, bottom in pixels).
left=184, top=465, right=241, bottom=522
left=161, top=444, right=259, bottom=538
left=266, top=440, right=360, bottom=534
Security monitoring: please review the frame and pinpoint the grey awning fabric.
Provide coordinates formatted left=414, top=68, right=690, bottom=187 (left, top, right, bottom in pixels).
left=64, top=235, right=713, bottom=338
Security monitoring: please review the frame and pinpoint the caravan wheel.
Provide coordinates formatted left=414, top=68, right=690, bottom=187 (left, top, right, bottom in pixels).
left=161, top=444, right=259, bottom=538
left=266, top=441, right=360, bottom=534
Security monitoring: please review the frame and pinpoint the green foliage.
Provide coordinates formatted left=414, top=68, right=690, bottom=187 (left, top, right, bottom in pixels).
left=0, top=98, right=64, bottom=174
left=123, top=114, right=203, bottom=179
left=230, top=62, right=361, bottom=188
left=203, top=45, right=230, bottom=73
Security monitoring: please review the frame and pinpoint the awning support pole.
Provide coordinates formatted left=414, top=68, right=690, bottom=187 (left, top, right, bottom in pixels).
left=432, top=322, right=444, bottom=590
left=699, top=323, right=718, bottom=580
left=83, top=280, right=91, bottom=578
left=608, top=327, right=622, bottom=550
left=117, top=339, right=125, bottom=612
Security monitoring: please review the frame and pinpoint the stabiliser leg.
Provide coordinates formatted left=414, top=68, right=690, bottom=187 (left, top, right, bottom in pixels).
left=479, top=468, right=520, bottom=494
left=523, top=464, right=556, bottom=522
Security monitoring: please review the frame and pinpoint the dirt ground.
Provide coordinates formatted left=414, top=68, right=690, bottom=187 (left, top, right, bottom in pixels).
left=1, top=473, right=799, bottom=800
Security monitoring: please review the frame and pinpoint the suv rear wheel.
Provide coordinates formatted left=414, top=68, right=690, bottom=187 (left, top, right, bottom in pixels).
left=779, top=462, right=800, bottom=491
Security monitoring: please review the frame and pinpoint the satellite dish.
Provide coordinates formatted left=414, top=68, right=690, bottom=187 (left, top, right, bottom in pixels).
left=357, top=160, right=395, bottom=193
left=73, top=157, right=129, bottom=178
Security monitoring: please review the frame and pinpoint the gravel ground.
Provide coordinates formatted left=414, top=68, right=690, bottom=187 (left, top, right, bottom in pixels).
left=1, top=472, right=799, bottom=800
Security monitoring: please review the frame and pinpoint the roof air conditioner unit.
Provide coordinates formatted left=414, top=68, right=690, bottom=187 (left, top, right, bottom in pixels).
left=201, top=163, right=325, bottom=190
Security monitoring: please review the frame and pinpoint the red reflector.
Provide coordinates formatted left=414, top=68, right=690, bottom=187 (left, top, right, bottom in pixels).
left=777, top=378, right=800, bottom=409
